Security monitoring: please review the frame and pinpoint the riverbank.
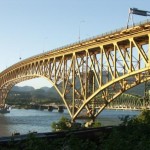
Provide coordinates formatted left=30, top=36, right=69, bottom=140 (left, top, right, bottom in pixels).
left=1, top=122, right=150, bottom=150
left=0, top=126, right=112, bottom=150
left=0, top=109, right=140, bottom=137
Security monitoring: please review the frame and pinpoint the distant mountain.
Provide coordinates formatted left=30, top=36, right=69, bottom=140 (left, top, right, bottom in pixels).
left=126, top=83, right=144, bottom=96
left=6, top=79, right=146, bottom=106
left=40, top=86, right=51, bottom=92
left=7, top=85, right=62, bottom=104
left=12, top=86, right=35, bottom=92
left=11, top=78, right=144, bottom=99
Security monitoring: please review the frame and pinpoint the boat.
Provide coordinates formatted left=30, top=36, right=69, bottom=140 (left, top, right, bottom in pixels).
left=0, top=108, right=10, bottom=114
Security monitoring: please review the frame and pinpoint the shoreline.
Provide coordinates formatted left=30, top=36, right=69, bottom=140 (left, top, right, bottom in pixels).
left=0, top=109, right=140, bottom=137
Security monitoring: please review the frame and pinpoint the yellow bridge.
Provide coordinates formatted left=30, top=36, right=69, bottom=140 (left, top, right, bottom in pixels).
left=1, top=20, right=150, bottom=121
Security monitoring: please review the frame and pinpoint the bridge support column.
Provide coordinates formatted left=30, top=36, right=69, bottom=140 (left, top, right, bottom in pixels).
left=48, top=106, right=54, bottom=112
left=0, top=88, right=9, bottom=108
left=58, top=106, right=64, bottom=113
left=88, top=70, right=97, bottom=119
left=0, top=92, right=3, bottom=107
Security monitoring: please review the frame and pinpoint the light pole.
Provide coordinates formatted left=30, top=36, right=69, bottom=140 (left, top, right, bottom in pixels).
left=43, top=37, right=48, bottom=53
left=79, top=20, right=85, bottom=42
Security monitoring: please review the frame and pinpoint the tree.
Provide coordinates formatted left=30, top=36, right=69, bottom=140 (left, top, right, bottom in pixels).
left=51, top=116, right=71, bottom=131
left=101, top=110, right=150, bottom=150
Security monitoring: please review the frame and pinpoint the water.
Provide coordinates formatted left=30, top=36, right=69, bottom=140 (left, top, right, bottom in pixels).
left=0, top=109, right=140, bottom=137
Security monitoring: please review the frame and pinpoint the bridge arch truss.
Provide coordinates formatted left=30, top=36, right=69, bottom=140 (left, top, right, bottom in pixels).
left=1, top=20, right=150, bottom=121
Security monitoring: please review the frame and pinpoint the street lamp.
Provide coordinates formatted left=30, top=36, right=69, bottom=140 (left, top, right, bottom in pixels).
left=43, top=37, right=48, bottom=53
left=79, top=20, right=85, bottom=42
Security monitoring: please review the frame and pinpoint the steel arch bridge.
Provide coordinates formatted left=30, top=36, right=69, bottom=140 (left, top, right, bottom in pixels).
left=1, top=20, right=150, bottom=121
left=107, top=93, right=147, bottom=110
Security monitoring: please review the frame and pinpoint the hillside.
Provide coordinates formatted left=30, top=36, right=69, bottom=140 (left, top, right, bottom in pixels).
left=126, top=83, right=144, bottom=96
left=6, top=81, right=145, bottom=105
left=7, top=85, right=61, bottom=105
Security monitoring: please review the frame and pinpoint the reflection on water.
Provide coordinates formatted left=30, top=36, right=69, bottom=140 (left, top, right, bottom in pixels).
left=0, top=109, right=140, bottom=137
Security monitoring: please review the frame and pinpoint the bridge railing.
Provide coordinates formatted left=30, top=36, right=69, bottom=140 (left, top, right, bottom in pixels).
left=2, top=19, right=150, bottom=75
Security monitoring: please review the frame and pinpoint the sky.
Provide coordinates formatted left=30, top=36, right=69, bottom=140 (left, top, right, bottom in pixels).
left=0, top=0, right=150, bottom=89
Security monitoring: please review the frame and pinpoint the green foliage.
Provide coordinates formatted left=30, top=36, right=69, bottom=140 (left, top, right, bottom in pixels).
left=51, top=116, right=84, bottom=131
left=101, top=124, right=150, bottom=150
left=136, top=109, right=150, bottom=124
left=91, top=120, right=101, bottom=128
left=51, top=117, right=102, bottom=132
left=1, top=134, right=99, bottom=150
left=23, top=134, right=51, bottom=150
left=51, top=116, right=71, bottom=131
left=101, top=110, right=150, bottom=150
left=62, top=136, right=98, bottom=150
left=120, top=110, right=150, bottom=126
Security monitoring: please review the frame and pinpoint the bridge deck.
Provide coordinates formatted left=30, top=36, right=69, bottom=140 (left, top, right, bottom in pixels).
left=1, top=19, right=150, bottom=75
